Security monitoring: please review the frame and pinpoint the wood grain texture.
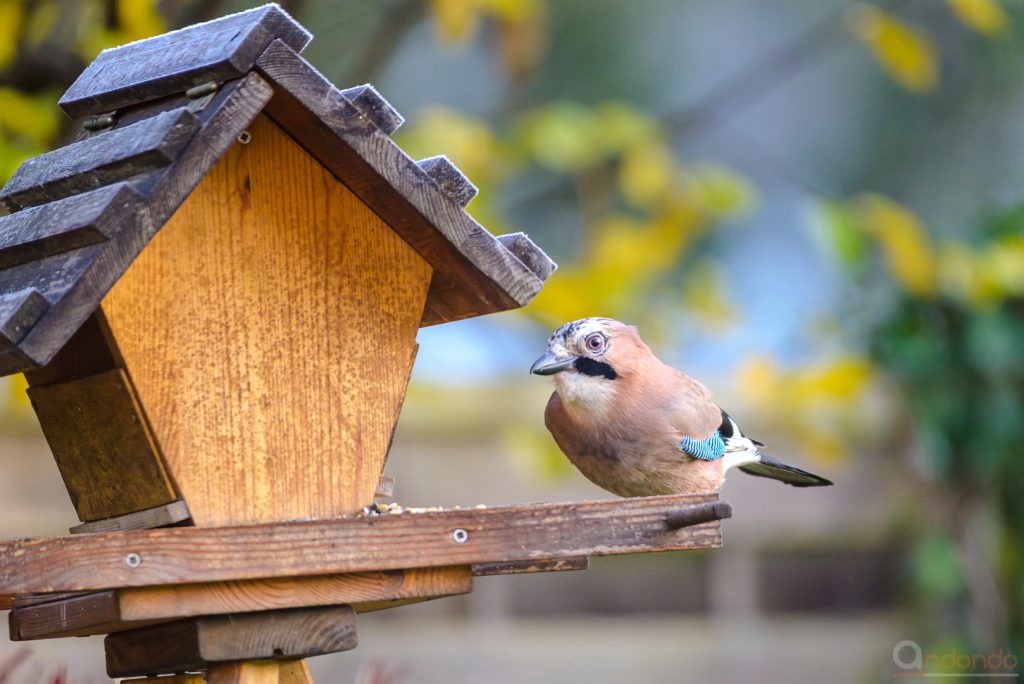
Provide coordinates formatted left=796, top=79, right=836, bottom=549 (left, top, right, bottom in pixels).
left=23, top=310, right=123, bottom=386
left=101, top=114, right=431, bottom=526
left=0, top=108, right=199, bottom=211
left=11, top=592, right=91, bottom=608
left=254, top=40, right=553, bottom=325
left=121, top=675, right=203, bottom=684
left=278, top=660, right=312, bottom=684
left=0, top=182, right=126, bottom=270
left=0, top=493, right=722, bottom=595
left=374, top=476, right=395, bottom=498
left=496, top=232, right=557, bottom=280
left=10, top=590, right=126, bottom=640
left=69, top=500, right=191, bottom=535
left=339, top=85, right=403, bottom=135
left=208, top=661, right=282, bottom=684
left=472, top=556, right=589, bottom=576
left=0, top=181, right=134, bottom=374
left=0, top=289, right=48, bottom=350
left=26, top=368, right=177, bottom=522
left=0, top=181, right=139, bottom=375
left=9, top=567, right=471, bottom=640
left=104, top=606, right=357, bottom=678
left=416, top=156, right=478, bottom=208
left=59, top=4, right=310, bottom=118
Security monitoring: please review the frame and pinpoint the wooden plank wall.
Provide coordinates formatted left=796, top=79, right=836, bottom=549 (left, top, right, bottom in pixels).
left=101, top=114, right=432, bottom=526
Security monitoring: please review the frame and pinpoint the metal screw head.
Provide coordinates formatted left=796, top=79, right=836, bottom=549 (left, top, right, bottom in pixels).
left=237, top=130, right=252, bottom=145
left=125, top=553, right=142, bottom=568
left=452, top=528, right=469, bottom=544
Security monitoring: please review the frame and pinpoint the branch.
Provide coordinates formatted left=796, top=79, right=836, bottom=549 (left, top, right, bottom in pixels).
left=347, top=0, right=424, bottom=84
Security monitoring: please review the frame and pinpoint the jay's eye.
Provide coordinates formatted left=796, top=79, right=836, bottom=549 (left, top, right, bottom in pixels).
left=585, top=333, right=605, bottom=353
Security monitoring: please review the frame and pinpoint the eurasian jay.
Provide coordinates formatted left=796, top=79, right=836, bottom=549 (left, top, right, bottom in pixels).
left=530, top=317, right=832, bottom=495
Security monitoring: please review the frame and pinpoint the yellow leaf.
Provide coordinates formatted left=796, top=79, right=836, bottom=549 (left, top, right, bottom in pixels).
left=791, top=356, right=873, bottom=402
left=481, top=0, right=542, bottom=24
left=848, top=5, right=939, bottom=93
left=0, top=87, right=60, bottom=144
left=618, top=142, right=673, bottom=208
left=855, top=194, right=936, bottom=296
left=682, top=261, right=736, bottom=333
left=527, top=268, right=615, bottom=326
left=595, top=103, right=659, bottom=154
left=0, top=0, right=23, bottom=69
left=946, top=0, right=1008, bottom=36
left=430, top=0, right=481, bottom=44
left=398, top=108, right=500, bottom=181
left=117, top=0, right=165, bottom=42
left=937, top=240, right=989, bottom=304
left=590, top=215, right=685, bottom=281
left=25, top=0, right=59, bottom=46
left=736, top=355, right=781, bottom=408
left=518, top=102, right=601, bottom=171
left=984, top=236, right=1024, bottom=296
left=685, top=164, right=756, bottom=218
left=734, top=354, right=877, bottom=464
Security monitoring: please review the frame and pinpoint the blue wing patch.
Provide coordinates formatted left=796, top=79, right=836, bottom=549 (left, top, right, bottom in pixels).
left=679, top=431, right=725, bottom=461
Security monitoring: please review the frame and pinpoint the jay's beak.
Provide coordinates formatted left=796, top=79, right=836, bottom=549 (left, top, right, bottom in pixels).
left=530, top=351, right=578, bottom=375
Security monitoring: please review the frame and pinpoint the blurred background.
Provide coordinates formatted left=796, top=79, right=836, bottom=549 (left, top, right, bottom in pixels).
left=1, top=0, right=1022, bottom=682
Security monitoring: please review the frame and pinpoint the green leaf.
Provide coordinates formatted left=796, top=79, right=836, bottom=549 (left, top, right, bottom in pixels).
left=814, top=199, right=870, bottom=269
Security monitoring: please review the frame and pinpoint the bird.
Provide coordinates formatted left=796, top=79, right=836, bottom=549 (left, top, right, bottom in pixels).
left=530, top=317, right=832, bottom=496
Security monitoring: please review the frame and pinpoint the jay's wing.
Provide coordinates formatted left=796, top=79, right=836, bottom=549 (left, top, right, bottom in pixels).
left=667, top=370, right=726, bottom=443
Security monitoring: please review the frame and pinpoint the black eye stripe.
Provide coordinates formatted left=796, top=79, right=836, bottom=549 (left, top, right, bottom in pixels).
left=574, top=357, right=617, bottom=380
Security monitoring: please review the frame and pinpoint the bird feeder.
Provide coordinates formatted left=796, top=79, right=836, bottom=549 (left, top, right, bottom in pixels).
left=0, top=6, right=730, bottom=683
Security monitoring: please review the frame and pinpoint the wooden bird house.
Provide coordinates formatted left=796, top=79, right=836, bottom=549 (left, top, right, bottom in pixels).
left=0, top=6, right=729, bottom=683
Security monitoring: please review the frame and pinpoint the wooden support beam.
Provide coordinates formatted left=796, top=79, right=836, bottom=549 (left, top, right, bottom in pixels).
left=26, top=367, right=178, bottom=522
left=23, top=310, right=122, bottom=386
left=121, top=675, right=203, bottom=684
left=0, top=493, right=724, bottom=596
left=69, top=500, right=191, bottom=535
left=207, top=661, right=283, bottom=684
left=10, top=567, right=471, bottom=640
left=278, top=660, right=313, bottom=684
left=104, top=606, right=358, bottom=678
left=472, top=556, right=589, bottom=577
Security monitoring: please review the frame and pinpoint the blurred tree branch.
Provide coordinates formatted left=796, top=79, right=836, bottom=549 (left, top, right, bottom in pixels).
left=346, top=0, right=424, bottom=84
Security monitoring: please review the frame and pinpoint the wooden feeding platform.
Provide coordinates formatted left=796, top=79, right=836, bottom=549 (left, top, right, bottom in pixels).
left=0, top=5, right=730, bottom=682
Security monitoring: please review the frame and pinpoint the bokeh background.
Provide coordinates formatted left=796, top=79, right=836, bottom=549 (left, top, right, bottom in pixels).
left=1, top=0, right=1023, bottom=682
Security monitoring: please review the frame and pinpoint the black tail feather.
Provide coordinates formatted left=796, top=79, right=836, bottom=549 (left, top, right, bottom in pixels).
left=739, top=453, right=833, bottom=487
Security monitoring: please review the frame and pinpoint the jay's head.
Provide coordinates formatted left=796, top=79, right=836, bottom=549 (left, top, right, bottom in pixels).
left=530, top=318, right=649, bottom=388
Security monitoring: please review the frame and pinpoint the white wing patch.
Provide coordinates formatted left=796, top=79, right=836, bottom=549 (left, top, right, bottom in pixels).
left=720, top=414, right=761, bottom=471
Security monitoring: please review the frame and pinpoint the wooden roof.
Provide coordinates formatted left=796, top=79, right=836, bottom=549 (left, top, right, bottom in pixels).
left=0, top=3, right=555, bottom=377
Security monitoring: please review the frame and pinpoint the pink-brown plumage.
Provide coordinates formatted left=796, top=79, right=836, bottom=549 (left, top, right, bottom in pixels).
left=532, top=318, right=832, bottom=496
